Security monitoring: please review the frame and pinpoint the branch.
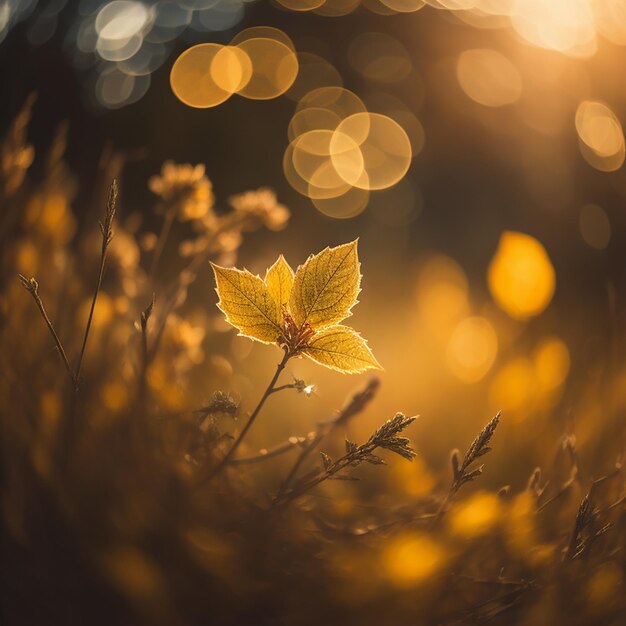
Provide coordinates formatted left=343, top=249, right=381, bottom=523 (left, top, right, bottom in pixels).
left=274, top=378, right=380, bottom=503
left=198, top=349, right=290, bottom=483
left=274, top=411, right=416, bottom=507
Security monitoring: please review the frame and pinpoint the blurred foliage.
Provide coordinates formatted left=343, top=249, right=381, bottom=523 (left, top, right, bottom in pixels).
left=1, top=92, right=625, bottom=626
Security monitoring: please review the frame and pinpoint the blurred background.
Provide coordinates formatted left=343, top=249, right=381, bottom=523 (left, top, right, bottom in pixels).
left=2, top=0, right=626, bottom=480
left=3, top=0, right=626, bottom=486
left=2, top=5, right=626, bottom=623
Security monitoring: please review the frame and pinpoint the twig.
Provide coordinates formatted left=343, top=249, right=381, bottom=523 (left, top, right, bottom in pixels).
left=269, top=378, right=310, bottom=395
left=435, top=412, right=501, bottom=523
left=274, top=378, right=380, bottom=503
left=75, top=179, right=118, bottom=390
left=18, top=275, right=76, bottom=387
left=274, top=412, right=416, bottom=507
left=139, top=293, right=155, bottom=400
left=230, top=435, right=311, bottom=466
left=199, top=348, right=291, bottom=482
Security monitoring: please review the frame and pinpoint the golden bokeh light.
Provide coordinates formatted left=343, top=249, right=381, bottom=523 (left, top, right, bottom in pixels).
left=288, top=107, right=343, bottom=142
left=331, top=112, right=412, bottom=190
left=586, top=563, right=623, bottom=614
left=235, top=38, right=299, bottom=100
left=295, top=86, right=367, bottom=124
left=449, top=491, right=501, bottom=539
left=456, top=49, right=522, bottom=107
left=381, top=533, right=446, bottom=588
left=285, top=87, right=414, bottom=215
left=283, top=139, right=352, bottom=200
left=311, top=184, right=370, bottom=219
left=446, top=316, right=498, bottom=383
left=533, top=336, right=570, bottom=392
left=414, top=255, right=470, bottom=340
left=594, top=0, right=626, bottom=46
left=306, top=157, right=356, bottom=198
left=510, top=0, right=597, bottom=58
left=575, top=100, right=625, bottom=172
left=487, top=231, right=556, bottom=320
left=489, top=357, right=536, bottom=414
left=285, top=52, right=343, bottom=102
left=579, top=204, right=611, bottom=250
left=170, top=43, right=236, bottom=108
left=300, top=130, right=360, bottom=182
left=290, top=130, right=360, bottom=189
left=210, top=45, right=253, bottom=94
left=230, top=26, right=296, bottom=52
left=170, top=28, right=299, bottom=107
left=364, top=92, right=425, bottom=156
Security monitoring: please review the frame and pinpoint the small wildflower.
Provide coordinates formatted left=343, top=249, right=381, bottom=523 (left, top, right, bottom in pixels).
left=149, top=160, right=214, bottom=221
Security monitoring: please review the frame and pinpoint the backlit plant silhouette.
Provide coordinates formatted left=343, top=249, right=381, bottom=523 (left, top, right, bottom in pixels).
left=209, top=241, right=382, bottom=473
left=2, top=98, right=625, bottom=626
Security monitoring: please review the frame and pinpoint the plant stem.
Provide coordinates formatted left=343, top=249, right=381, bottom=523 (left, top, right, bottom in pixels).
left=274, top=378, right=380, bottom=503
left=75, top=179, right=117, bottom=390
left=139, top=295, right=154, bottom=402
left=19, top=275, right=76, bottom=387
left=274, top=444, right=373, bottom=507
left=75, top=253, right=106, bottom=389
left=230, top=436, right=307, bottom=466
left=207, top=349, right=290, bottom=480
left=274, top=432, right=322, bottom=502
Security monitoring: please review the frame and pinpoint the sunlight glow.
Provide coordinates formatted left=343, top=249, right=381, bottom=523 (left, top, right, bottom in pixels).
left=488, top=231, right=555, bottom=320
left=446, top=316, right=498, bottom=383
left=456, top=49, right=522, bottom=107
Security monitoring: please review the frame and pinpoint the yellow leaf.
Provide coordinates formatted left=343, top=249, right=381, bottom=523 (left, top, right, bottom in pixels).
left=211, top=263, right=281, bottom=343
left=289, top=240, right=360, bottom=330
left=265, top=254, right=294, bottom=310
left=302, top=325, right=381, bottom=374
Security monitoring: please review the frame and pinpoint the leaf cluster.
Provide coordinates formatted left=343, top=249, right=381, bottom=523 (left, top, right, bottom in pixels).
left=211, top=241, right=381, bottom=374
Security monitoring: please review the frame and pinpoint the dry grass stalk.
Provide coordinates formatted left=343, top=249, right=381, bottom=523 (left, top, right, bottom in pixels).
left=18, top=274, right=76, bottom=387
left=435, top=411, right=501, bottom=522
left=274, top=377, right=381, bottom=501
left=275, top=412, right=417, bottom=506
left=198, top=348, right=291, bottom=482
left=75, top=179, right=118, bottom=389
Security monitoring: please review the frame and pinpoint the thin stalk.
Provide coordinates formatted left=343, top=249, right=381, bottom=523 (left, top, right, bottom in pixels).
left=274, top=432, right=322, bottom=502
left=269, top=383, right=302, bottom=395
left=230, top=436, right=307, bottom=466
left=18, top=275, right=76, bottom=387
left=274, top=378, right=380, bottom=503
left=139, top=294, right=155, bottom=402
left=75, top=179, right=118, bottom=390
left=204, top=349, right=290, bottom=480
left=274, top=428, right=394, bottom=508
